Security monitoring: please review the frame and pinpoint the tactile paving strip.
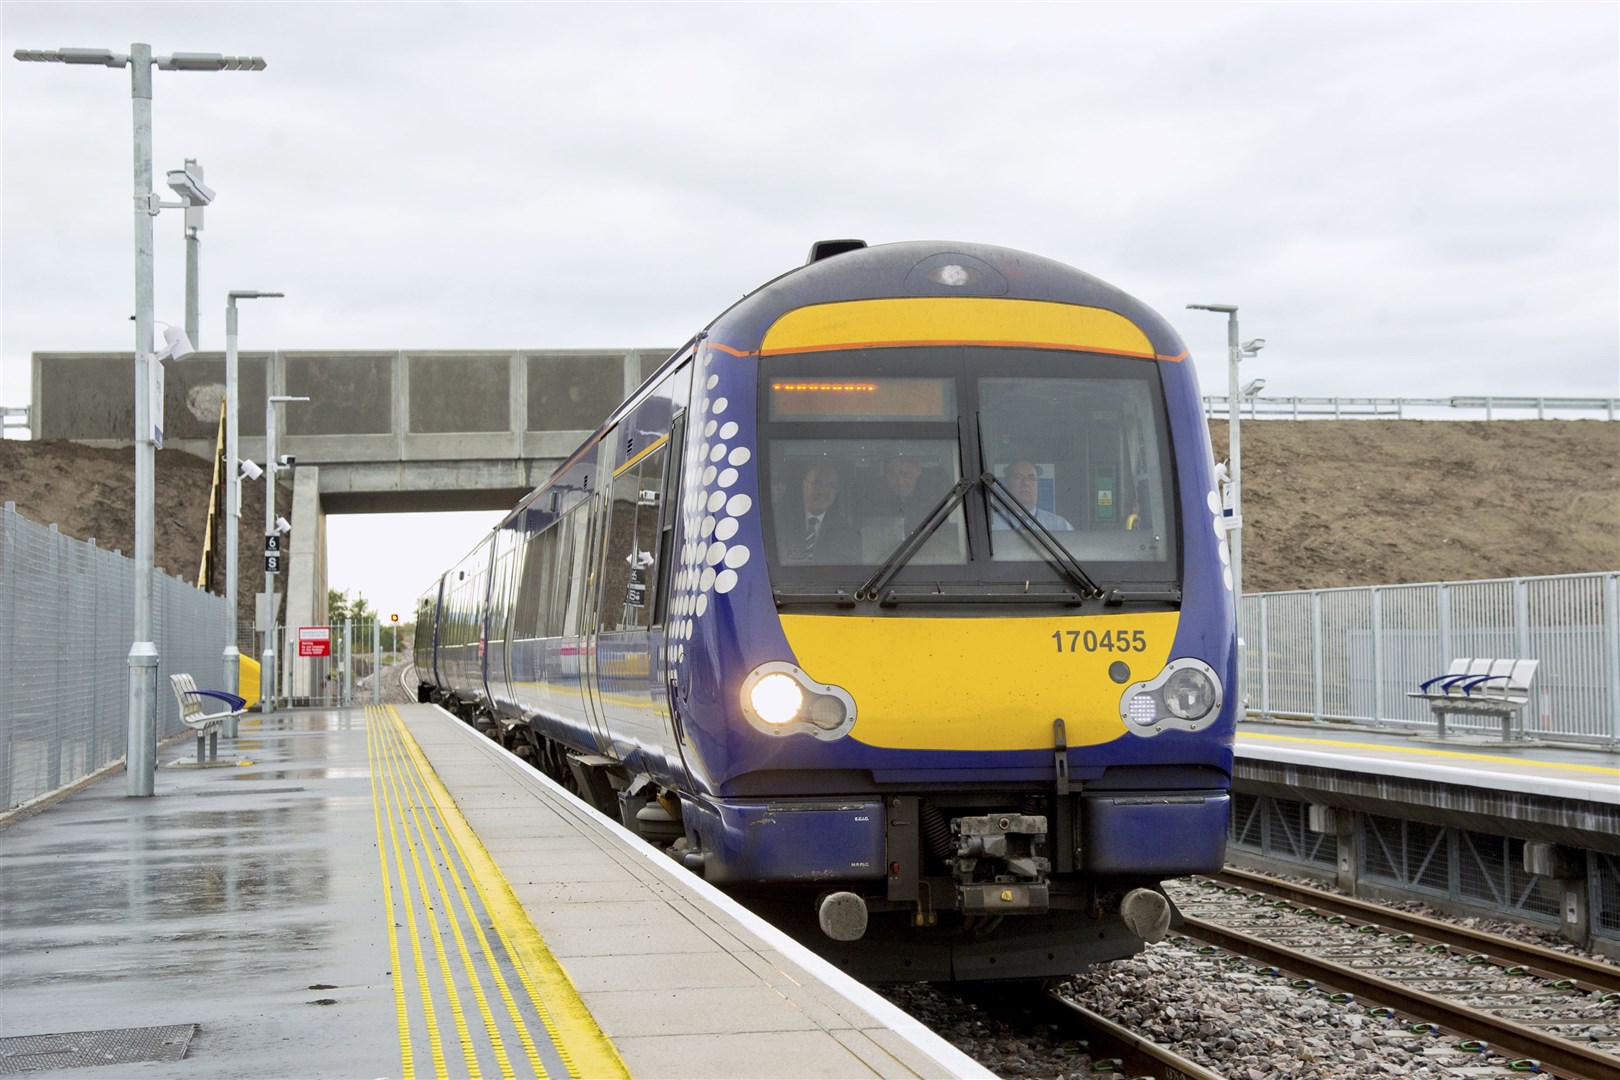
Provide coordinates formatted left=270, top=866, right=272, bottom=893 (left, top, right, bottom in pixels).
left=0, top=1024, right=195, bottom=1074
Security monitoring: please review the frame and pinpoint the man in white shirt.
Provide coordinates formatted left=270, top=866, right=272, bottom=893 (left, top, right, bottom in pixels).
left=995, top=461, right=1072, bottom=531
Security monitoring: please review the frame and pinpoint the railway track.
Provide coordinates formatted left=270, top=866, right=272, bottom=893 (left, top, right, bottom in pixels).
left=1168, top=873, right=1620, bottom=1080
left=1207, top=867, right=1620, bottom=994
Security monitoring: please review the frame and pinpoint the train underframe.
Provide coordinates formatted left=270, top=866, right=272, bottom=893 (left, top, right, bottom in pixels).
left=426, top=690, right=1197, bottom=983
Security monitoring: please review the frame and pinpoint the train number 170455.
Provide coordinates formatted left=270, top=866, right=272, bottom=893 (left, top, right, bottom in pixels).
left=1051, top=629, right=1148, bottom=653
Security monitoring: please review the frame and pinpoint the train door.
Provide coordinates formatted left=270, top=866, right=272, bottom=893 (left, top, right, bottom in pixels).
left=578, top=437, right=618, bottom=755
left=590, top=433, right=671, bottom=772
left=651, top=404, right=697, bottom=789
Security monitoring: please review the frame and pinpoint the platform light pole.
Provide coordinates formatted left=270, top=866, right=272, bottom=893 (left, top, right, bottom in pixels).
left=224, top=291, right=282, bottom=730
left=261, top=393, right=307, bottom=715
left=1187, top=304, right=1265, bottom=716
left=12, top=44, right=267, bottom=796
left=168, top=160, right=215, bottom=348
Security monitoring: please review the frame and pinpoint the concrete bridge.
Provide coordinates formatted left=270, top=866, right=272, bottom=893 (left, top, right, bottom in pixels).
left=31, top=347, right=673, bottom=657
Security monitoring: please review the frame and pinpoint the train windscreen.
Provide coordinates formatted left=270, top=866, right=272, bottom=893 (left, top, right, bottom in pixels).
left=759, top=346, right=1179, bottom=589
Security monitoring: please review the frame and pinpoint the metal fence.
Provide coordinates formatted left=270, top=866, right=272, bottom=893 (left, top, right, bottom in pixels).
left=1241, top=572, right=1620, bottom=745
left=0, top=502, right=232, bottom=811
left=258, top=620, right=405, bottom=707
left=1205, top=394, right=1620, bottom=421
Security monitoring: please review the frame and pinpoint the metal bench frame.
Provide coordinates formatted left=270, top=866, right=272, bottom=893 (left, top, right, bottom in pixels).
left=1406, top=657, right=1540, bottom=741
left=169, top=673, right=245, bottom=764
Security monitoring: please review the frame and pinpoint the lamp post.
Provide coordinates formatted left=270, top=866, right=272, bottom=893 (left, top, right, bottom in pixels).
left=261, top=393, right=307, bottom=714
left=168, top=160, right=215, bottom=348
left=224, top=291, right=282, bottom=730
left=1187, top=304, right=1265, bottom=717
left=13, top=44, right=266, bottom=797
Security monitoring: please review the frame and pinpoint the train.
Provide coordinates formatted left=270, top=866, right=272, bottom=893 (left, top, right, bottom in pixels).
left=414, top=240, right=1236, bottom=982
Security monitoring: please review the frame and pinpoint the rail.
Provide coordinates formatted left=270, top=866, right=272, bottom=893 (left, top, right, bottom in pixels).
left=1, top=405, right=30, bottom=438
left=1177, top=914, right=1620, bottom=1080
left=1206, top=868, right=1620, bottom=993
left=1205, top=394, right=1619, bottom=421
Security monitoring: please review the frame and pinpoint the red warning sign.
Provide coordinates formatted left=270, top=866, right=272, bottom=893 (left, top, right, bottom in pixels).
left=298, top=626, right=332, bottom=658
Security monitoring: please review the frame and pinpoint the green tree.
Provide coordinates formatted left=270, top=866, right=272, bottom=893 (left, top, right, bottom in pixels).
left=327, top=588, right=377, bottom=649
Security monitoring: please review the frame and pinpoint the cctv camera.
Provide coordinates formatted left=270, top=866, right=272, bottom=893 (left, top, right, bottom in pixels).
left=165, top=168, right=215, bottom=206
left=239, top=458, right=263, bottom=481
left=157, top=324, right=193, bottom=361
left=278, top=454, right=296, bottom=469
left=275, top=516, right=292, bottom=535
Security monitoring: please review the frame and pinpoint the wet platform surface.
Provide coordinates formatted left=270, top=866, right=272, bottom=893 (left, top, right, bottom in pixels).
left=0, top=705, right=989, bottom=1079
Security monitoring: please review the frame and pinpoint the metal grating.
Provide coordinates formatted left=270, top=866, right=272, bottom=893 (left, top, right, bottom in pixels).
left=1456, top=831, right=1559, bottom=923
left=1230, top=792, right=1264, bottom=848
left=0, top=1024, right=194, bottom=1074
left=1226, top=793, right=1336, bottom=869
left=1361, top=813, right=1450, bottom=894
left=1593, top=853, right=1620, bottom=941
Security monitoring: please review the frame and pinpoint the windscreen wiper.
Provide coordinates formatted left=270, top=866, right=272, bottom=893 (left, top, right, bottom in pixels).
left=983, top=472, right=1105, bottom=600
left=856, top=474, right=977, bottom=601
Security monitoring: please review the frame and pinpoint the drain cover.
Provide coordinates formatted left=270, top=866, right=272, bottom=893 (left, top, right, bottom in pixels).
left=0, top=1024, right=195, bottom=1074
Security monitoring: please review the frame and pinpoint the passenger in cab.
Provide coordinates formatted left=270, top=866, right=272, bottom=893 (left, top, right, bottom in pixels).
left=791, top=461, right=858, bottom=563
left=994, top=461, right=1072, bottom=530
left=869, top=452, right=930, bottom=532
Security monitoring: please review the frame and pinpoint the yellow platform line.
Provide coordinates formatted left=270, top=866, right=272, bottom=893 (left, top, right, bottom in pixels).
left=385, top=706, right=630, bottom=1080
left=377, top=708, right=522, bottom=1080
left=367, top=709, right=418, bottom=1080
left=382, top=717, right=548, bottom=1080
left=369, top=707, right=447, bottom=1078
left=1239, top=731, right=1620, bottom=776
left=376, top=711, right=484, bottom=1080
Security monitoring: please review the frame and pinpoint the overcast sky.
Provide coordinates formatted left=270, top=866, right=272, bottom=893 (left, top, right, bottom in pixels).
left=3, top=2, right=1616, bottom=623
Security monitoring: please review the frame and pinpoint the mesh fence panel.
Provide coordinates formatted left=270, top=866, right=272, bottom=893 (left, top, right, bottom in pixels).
left=1594, top=853, right=1620, bottom=941
left=1226, top=792, right=1336, bottom=869
left=1244, top=573, right=1619, bottom=742
left=1, top=504, right=231, bottom=810
left=1361, top=813, right=1452, bottom=894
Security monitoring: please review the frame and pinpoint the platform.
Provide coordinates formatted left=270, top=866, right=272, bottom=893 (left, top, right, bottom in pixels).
left=0, top=704, right=989, bottom=1079
left=1233, top=718, right=1620, bottom=852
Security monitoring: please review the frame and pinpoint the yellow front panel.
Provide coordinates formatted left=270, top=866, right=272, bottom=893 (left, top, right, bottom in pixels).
left=759, top=297, right=1160, bottom=359
left=779, top=612, right=1180, bottom=750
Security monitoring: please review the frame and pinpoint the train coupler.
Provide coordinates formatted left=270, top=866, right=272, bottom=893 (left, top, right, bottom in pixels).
left=951, top=813, right=1052, bottom=913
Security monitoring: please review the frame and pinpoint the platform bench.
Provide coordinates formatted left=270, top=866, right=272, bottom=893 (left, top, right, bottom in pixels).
left=169, top=673, right=245, bottom=764
left=1406, top=658, right=1540, bottom=741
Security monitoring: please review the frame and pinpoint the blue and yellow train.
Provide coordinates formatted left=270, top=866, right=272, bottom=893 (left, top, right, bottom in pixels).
left=415, top=240, right=1236, bottom=981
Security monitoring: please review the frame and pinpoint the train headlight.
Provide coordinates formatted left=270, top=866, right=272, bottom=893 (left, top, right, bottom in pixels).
left=1164, top=667, right=1217, bottom=720
left=740, top=661, right=857, bottom=741
left=1117, top=658, right=1224, bottom=737
left=750, top=674, right=803, bottom=726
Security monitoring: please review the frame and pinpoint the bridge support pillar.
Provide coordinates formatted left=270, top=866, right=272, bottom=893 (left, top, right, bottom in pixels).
left=283, top=466, right=328, bottom=704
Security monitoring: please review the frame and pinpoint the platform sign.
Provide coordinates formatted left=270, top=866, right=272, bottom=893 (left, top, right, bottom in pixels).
left=264, top=553, right=281, bottom=574
left=298, top=626, right=332, bottom=658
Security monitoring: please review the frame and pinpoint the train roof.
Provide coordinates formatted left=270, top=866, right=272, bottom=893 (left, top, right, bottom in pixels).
left=704, top=240, right=1188, bottom=360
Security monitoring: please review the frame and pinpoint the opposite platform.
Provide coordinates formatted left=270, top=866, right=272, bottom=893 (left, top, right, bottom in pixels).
left=0, top=704, right=989, bottom=1079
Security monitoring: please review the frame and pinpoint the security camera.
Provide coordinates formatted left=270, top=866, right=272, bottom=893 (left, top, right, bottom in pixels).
left=278, top=454, right=296, bottom=469
left=1240, top=338, right=1266, bottom=354
left=239, top=458, right=263, bottom=481
left=275, top=516, right=292, bottom=535
left=158, top=324, right=194, bottom=361
left=165, top=168, right=215, bottom=206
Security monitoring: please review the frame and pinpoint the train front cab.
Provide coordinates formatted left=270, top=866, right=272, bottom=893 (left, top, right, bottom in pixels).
left=670, top=280, right=1237, bottom=980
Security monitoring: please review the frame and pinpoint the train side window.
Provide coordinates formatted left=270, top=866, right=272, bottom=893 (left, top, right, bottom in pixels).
left=600, top=444, right=667, bottom=633
left=652, top=411, right=686, bottom=628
